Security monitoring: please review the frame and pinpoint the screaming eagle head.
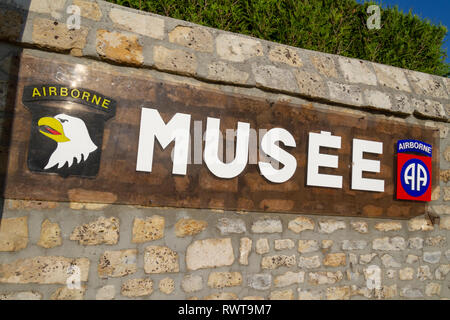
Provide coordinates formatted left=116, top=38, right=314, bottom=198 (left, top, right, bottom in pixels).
left=38, top=113, right=97, bottom=169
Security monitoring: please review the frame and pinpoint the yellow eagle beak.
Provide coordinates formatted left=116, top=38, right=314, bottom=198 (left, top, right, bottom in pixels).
left=38, top=117, right=70, bottom=142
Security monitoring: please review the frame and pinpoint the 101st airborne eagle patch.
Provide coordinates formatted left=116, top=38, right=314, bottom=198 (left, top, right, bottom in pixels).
left=22, top=84, right=116, bottom=178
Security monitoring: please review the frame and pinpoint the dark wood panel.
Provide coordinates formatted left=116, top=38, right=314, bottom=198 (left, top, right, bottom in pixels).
left=3, top=53, right=440, bottom=219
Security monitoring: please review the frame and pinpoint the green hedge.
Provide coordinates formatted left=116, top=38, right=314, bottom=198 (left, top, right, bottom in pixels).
left=108, top=0, right=449, bottom=77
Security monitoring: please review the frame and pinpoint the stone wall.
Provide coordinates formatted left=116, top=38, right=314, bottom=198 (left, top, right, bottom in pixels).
left=0, top=0, right=449, bottom=300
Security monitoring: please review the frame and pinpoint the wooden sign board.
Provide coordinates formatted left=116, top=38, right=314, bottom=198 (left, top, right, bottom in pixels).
left=3, top=53, right=439, bottom=219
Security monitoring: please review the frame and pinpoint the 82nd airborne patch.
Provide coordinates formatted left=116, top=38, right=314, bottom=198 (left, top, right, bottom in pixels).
left=396, top=139, right=432, bottom=202
left=22, top=84, right=116, bottom=178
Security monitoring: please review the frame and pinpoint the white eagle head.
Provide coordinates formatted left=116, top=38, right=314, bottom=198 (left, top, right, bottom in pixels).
left=38, top=113, right=97, bottom=169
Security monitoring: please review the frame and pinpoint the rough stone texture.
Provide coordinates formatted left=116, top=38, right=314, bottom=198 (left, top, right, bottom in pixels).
left=256, top=238, right=270, bottom=254
left=400, top=286, right=423, bottom=298
left=247, top=274, right=272, bottom=290
left=169, top=26, right=213, bottom=52
left=32, top=18, right=88, bottom=55
left=323, top=253, right=346, bottom=267
left=182, top=275, right=203, bottom=293
left=268, top=45, right=303, bottom=67
left=287, top=216, right=315, bottom=233
left=364, top=89, right=392, bottom=111
left=96, top=285, right=115, bottom=300
left=51, top=287, right=86, bottom=300
left=0, top=256, right=89, bottom=284
left=186, top=238, right=234, bottom=270
left=0, top=216, right=28, bottom=252
left=121, top=278, right=153, bottom=297
left=381, top=254, right=401, bottom=268
left=207, top=272, right=242, bottom=288
left=425, top=236, right=447, bottom=247
left=372, top=63, right=411, bottom=92
left=408, top=237, right=424, bottom=250
left=441, top=170, right=450, bottom=183
left=322, top=240, right=333, bottom=249
left=98, top=249, right=137, bottom=278
left=5, top=200, right=59, bottom=210
left=242, top=296, right=265, bottom=300
left=338, top=58, right=377, bottom=85
left=262, top=254, right=296, bottom=269
left=132, top=216, right=164, bottom=243
left=96, top=30, right=143, bottom=66
left=326, top=286, right=351, bottom=300
left=406, top=255, right=419, bottom=264
left=204, top=292, right=238, bottom=300
left=440, top=216, right=450, bottom=230
left=399, top=267, right=414, bottom=281
left=175, top=218, right=208, bottom=237
left=73, top=0, right=103, bottom=21
left=423, top=251, right=441, bottom=264
left=239, top=237, right=252, bottom=265
left=293, top=70, right=327, bottom=98
left=310, top=55, right=338, bottom=78
left=417, top=265, right=432, bottom=281
left=37, top=219, right=62, bottom=248
left=372, top=237, right=406, bottom=251
left=27, top=0, right=66, bottom=18
left=297, top=240, right=320, bottom=253
left=342, top=240, right=367, bottom=250
left=431, top=186, right=441, bottom=201
left=153, top=45, right=197, bottom=76
left=252, top=64, right=299, bottom=93
left=274, top=271, right=304, bottom=287
left=206, top=61, right=250, bottom=85
left=445, top=147, right=450, bottom=162
left=360, top=253, right=377, bottom=265
left=216, top=34, right=263, bottom=62
left=391, top=93, right=412, bottom=114
left=435, top=265, right=450, bottom=280
left=407, top=70, right=448, bottom=99
left=327, top=82, right=364, bottom=106
left=432, top=205, right=450, bottom=216
left=274, top=239, right=295, bottom=250
left=318, top=220, right=346, bottom=234
left=408, top=217, right=434, bottom=231
left=412, top=98, right=446, bottom=120
left=70, top=217, right=119, bottom=245
left=386, top=269, right=396, bottom=279
left=374, top=285, right=398, bottom=300
left=0, top=291, right=42, bottom=300
left=144, top=246, right=179, bottom=273
left=351, top=286, right=373, bottom=299
left=109, top=8, right=164, bottom=40
left=308, top=271, right=343, bottom=285
left=444, top=187, right=450, bottom=201
left=425, top=283, right=441, bottom=297
left=298, top=289, right=322, bottom=300
left=269, top=289, right=295, bottom=300
left=375, top=222, right=402, bottom=232
left=159, top=278, right=175, bottom=295
left=350, top=221, right=368, bottom=234
left=216, top=218, right=246, bottom=234
left=251, top=218, right=282, bottom=233
left=298, top=255, right=321, bottom=269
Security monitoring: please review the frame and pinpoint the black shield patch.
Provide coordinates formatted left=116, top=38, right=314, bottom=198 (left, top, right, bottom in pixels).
left=22, top=85, right=116, bottom=178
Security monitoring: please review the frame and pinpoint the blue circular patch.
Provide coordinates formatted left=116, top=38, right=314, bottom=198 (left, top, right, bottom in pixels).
left=400, top=158, right=430, bottom=197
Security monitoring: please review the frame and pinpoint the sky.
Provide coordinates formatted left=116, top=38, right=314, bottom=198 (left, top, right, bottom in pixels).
left=358, top=0, right=450, bottom=63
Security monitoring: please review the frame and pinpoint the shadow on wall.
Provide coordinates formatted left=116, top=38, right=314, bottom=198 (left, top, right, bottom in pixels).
left=0, top=0, right=32, bottom=221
